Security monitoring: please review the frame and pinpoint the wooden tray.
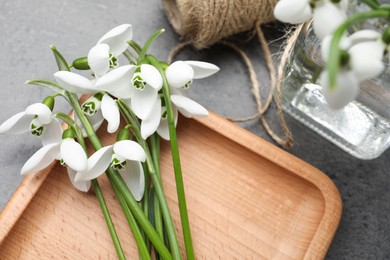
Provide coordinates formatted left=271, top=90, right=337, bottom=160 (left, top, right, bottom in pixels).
left=0, top=112, right=342, bottom=259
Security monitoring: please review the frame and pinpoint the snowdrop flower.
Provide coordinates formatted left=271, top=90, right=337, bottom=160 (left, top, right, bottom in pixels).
left=54, top=66, right=136, bottom=133
left=0, top=98, right=61, bottom=146
left=88, top=24, right=133, bottom=77
left=21, top=128, right=90, bottom=192
left=129, top=64, right=163, bottom=120
left=320, top=30, right=387, bottom=108
left=75, top=137, right=146, bottom=201
left=274, top=0, right=348, bottom=39
left=140, top=60, right=219, bottom=140
left=165, top=60, right=218, bottom=118
left=321, top=30, right=386, bottom=81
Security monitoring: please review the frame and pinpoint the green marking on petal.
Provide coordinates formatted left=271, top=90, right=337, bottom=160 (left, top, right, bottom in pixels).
left=109, top=53, right=119, bottom=69
left=161, top=107, right=168, bottom=119
left=183, top=79, right=193, bottom=89
left=60, top=158, right=66, bottom=166
left=110, top=156, right=127, bottom=171
left=81, top=95, right=102, bottom=116
left=82, top=101, right=97, bottom=116
left=132, top=72, right=146, bottom=90
left=30, top=118, right=46, bottom=137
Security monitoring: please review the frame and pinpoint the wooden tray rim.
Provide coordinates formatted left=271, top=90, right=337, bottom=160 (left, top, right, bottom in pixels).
left=0, top=112, right=342, bottom=258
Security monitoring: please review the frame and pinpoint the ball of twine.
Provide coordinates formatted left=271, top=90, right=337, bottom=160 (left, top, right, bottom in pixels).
left=162, top=0, right=278, bottom=49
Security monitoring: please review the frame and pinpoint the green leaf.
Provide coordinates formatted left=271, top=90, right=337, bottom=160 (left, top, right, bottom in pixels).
left=50, top=44, right=70, bottom=71
left=26, top=79, right=66, bottom=96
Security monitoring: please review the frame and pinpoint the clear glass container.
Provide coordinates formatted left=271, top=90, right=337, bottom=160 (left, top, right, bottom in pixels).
left=281, top=23, right=390, bottom=160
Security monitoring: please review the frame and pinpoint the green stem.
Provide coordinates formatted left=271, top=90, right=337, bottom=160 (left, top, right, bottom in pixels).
left=328, top=9, right=390, bottom=89
left=128, top=41, right=142, bottom=55
left=360, top=0, right=380, bottom=9
left=137, top=29, right=165, bottom=63
left=109, top=174, right=151, bottom=260
left=108, top=169, right=172, bottom=260
left=66, top=91, right=172, bottom=260
left=117, top=100, right=182, bottom=260
left=92, top=179, right=126, bottom=259
left=150, top=134, right=164, bottom=240
left=147, top=55, right=195, bottom=260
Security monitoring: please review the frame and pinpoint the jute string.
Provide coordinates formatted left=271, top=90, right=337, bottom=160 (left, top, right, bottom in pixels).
left=163, top=0, right=303, bottom=147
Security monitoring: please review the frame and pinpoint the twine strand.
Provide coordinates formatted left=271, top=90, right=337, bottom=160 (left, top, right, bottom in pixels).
left=163, top=0, right=300, bottom=147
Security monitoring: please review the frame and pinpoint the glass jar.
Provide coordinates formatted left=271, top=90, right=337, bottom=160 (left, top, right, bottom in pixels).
left=281, top=22, right=390, bottom=160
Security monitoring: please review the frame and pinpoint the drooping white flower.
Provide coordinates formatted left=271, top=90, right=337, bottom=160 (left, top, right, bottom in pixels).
left=130, top=64, right=163, bottom=120
left=0, top=102, right=61, bottom=146
left=20, top=128, right=90, bottom=192
left=319, top=29, right=387, bottom=109
left=54, top=66, right=136, bottom=133
left=165, top=61, right=216, bottom=118
left=88, top=24, right=133, bottom=77
left=75, top=140, right=146, bottom=201
left=321, top=30, right=386, bottom=82
left=348, top=40, right=386, bottom=81
left=139, top=61, right=218, bottom=140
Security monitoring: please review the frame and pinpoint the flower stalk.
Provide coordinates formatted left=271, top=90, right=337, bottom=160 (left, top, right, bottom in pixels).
left=147, top=55, right=195, bottom=260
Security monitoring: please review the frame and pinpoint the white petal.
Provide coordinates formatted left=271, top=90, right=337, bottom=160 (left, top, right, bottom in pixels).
left=41, top=119, right=62, bottom=146
left=114, top=140, right=146, bottom=162
left=25, top=103, right=53, bottom=124
left=313, top=2, right=346, bottom=40
left=141, top=64, right=163, bottom=90
left=21, top=143, right=61, bottom=175
left=95, top=65, right=135, bottom=99
left=101, top=94, right=120, bottom=133
left=171, top=95, right=208, bottom=118
left=88, top=44, right=110, bottom=77
left=320, top=70, right=359, bottom=109
left=75, top=146, right=114, bottom=182
left=97, top=24, right=133, bottom=55
left=118, top=161, right=145, bottom=201
left=350, top=41, right=385, bottom=81
left=321, top=35, right=350, bottom=63
left=0, top=112, right=33, bottom=135
left=60, top=139, right=87, bottom=171
left=274, top=0, right=312, bottom=24
left=349, top=30, right=381, bottom=45
left=157, top=107, right=178, bottom=141
left=67, top=168, right=91, bottom=192
left=141, top=97, right=162, bottom=139
left=184, top=61, right=220, bottom=79
left=131, top=86, right=158, bottom=120
left=54, top=71, right=96, bottom=94
left=165, top=61, right=194, bottom=88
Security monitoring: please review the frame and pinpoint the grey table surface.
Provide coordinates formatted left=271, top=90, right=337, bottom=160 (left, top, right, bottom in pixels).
left=0, top=0, right=389, bottom=259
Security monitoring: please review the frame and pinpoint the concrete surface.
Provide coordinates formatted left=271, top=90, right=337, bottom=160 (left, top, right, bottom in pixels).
left=0, top=0, right=389, bottom=259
